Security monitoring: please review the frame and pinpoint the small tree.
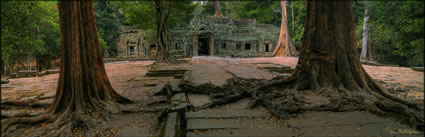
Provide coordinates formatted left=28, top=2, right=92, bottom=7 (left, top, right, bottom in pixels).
left=360, top=1, right=373, bottom=61
left=273, top=0, right=297, bottom=56
left=119, top=0, right=196, bottom=63
left=213, top=0, right=224, bottom=17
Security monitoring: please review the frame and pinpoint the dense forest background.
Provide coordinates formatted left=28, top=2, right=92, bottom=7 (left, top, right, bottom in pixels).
left=1, top=1, right=423, bottom=73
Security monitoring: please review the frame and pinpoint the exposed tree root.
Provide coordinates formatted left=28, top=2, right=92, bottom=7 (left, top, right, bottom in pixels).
left=1, top=101, right=142, bottom=137
left=179, top=75, right=424, bottom=132
left=2, top=98, right=52, bottom=108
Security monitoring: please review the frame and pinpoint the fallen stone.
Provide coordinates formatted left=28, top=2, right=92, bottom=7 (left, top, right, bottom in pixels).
left=115, top=127, right=150, bottom=137
left=38, top=92, right=56, bottom=100
left=361, top=60, right=383, bottom=66
left=174, top=74, right=183, bottom=79
left=187, top=118, right=281, bottom=130
left=172, top=103, right=190, bottom=114
left=1, top=79, right=9, bottom=84
left=187, top=94, right=212, bottom=107
left=47, top=69, right=60, bottom=74
left=286, top=111, right=396, bottom=128
left=411, top=67, right=424, bottom=72
left=18, top=70, right=38, bottom=77
left=144, top=83, right=157, bottom=86
left=167, top=81, right=181, bottom=93
left=146, top=69, right=188, bottom=77
left=187, top=127, right=297, bottom=137
left=152, top=83, right=167, bottom=96
left=183, top=71, right=190, bottom=82
left=286, top=111, right=422, bottom=137
left=38, top=71, right=48, bottom=76
left=185, top=109, right=270, bottom=119
left=171, top=93, right=186, bottom=103
left=164, top=112, right=179, bottom=137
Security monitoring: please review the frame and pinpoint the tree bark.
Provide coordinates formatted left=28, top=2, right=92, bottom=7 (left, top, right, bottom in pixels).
left=360, top=1, right=372, bottom=61
left=213, top=0, right=224, bottom=17
left=266, top=1, right=423, bottom=130
left=273, top=0, right=298, bottom=57
left=2, top=1, right=132, bottom=136
left=155, top=0, right=175, bottom=63
left=291, top=0, right=295, bottom=34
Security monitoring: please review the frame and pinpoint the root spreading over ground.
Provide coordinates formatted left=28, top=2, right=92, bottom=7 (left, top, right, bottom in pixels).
left=180, top=74, right=424, bottom=131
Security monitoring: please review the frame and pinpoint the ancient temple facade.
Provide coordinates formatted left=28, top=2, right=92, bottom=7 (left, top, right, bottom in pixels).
left=116, top=26, right=156, bottom=57
left=116, top=16, right=280, bottom=58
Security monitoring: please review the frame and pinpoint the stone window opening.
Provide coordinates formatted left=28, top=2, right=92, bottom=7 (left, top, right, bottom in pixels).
left=245, top=43, right=251, bottom=50
left=128, top=46, right=135, bottom=55
left=175, top=43, right=180, bottom=49
left=150, top=45, right=156, bottom=51
left=236, top=43, right=242, bottom=50
left=221, top=42, right=226, bottom=49
left=265, top=44, right=270, bottom=52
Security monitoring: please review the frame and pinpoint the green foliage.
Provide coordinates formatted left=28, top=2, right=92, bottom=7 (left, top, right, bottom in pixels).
left=1, top=1, right=60, bottom=70
left=200, top=1, right=234, bottom=17
left=94, top=1, right=124, bottom=56
left=231, top=1, right=281, bottom=27
left=117, top=1, right=196, bottom=30
left=366, top=1, right=424, bottom=66
left=287, top=0, right=306, bottom=49
left=229, top=0, right=306, bottom=49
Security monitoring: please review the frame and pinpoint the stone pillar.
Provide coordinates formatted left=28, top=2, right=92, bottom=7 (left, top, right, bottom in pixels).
left=192, top=35, right=198, bottom=56
left=209, top=35, right=214, bottom=56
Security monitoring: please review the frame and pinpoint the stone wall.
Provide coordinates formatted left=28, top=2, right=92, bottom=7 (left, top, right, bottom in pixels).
left=116, top=26, right=155, bottom=58
left=116, top=16, right=280, bottom=58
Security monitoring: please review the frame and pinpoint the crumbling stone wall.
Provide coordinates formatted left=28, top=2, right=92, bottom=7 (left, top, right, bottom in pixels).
left=116, top=26, right=155, bottom=58
left=169, top=15, right=280, bottom=57
left=116, top=16, right=280, bottom=58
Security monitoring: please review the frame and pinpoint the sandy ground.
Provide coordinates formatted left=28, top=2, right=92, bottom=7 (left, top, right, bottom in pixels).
left=234, top=57, right=424, bottom=98
left=1, top=57, right=423, bottom=136
left=1, top=61, right=171, bottom=137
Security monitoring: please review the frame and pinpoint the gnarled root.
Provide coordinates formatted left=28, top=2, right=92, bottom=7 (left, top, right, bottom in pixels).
left=0, top=100, right=142, bottom=137
left=179, top=75, right=424, bottom=132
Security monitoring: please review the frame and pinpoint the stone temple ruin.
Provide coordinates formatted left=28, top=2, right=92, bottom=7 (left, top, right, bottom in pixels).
left=116, top=15, right=280, bottom=58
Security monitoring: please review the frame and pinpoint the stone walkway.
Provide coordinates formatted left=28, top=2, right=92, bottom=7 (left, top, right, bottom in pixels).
left=172, top=56, right=423, bottom=137
left=187, top=56, right=277, bottom=86
left=184, top=94, right=422, bottom=137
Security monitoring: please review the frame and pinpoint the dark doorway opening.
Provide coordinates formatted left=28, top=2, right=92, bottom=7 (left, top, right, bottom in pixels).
left=198, top=37, right=209, bottom=56
left=265, top=44, right=270, bottom=52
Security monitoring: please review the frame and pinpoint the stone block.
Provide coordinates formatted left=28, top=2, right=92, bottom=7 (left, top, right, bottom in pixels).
left=185, top=109, right=270, bottom=119
left=115, top=127, right=150, bottom=137
left=187, top=94, right=212, bottom=107
left=164, top=112, right=179, bottom=137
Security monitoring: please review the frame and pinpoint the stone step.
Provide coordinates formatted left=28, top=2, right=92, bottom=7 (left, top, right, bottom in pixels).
left=115, top=128, right=150, bottom=137
left=411, top=67, right=424, bottom=72
left=164, top=112, right=180, bottom=137
left=285, top=111, right=397, bottom=128
left=266, top=68, right=294, bottom=73
left=186, top=118, right=281, bottom=131
left=146, top=70, right=188, bottom=77
left=185, top=109, right=270, bottom=119
left=187, top=127, right=297, bottom=137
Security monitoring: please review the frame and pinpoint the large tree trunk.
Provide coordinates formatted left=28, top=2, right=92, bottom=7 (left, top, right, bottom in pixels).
left=2, top=1, right=132, bottom=136
left=266, top=1, right=423, bottom=130
left=182, top=1, right=423, bottom=131
left=273, top=0, right=298, bottom=57
left=213, top=0, right=224, bottom=17
left=155, top=0, right=175, bottom=63
left=360, top=1, right=372, bottom=61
